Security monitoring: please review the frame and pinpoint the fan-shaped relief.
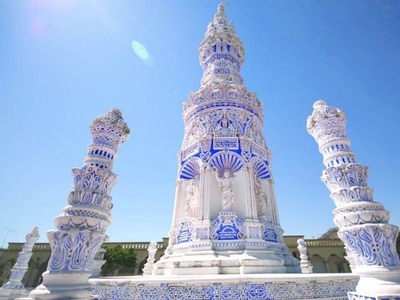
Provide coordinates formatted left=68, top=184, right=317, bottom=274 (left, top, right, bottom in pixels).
left=180, top=157, right=201, bottom=180
left=209, top=151, right=243, bottom=175
left=251, top=157, right=271, bottom=180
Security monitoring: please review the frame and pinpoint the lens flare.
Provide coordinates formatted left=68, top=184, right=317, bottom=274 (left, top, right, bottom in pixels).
left=131, top=41, right=149, bottom=60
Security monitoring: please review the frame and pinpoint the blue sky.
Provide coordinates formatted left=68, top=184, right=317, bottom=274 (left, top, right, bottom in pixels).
left=1, top=0, right=400, bottom=245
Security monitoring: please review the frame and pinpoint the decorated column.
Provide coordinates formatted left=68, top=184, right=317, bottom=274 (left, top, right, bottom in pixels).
left=0, top=227, right=40, bottom=299
left=155, top=4, right=299, bottom=275
left=307, top=100, right=400, bottom=298
left=27, top=108, right=130, bottom=300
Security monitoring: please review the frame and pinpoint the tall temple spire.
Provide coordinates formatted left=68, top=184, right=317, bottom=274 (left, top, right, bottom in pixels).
left=154, top=4, right=299, bottom=276
left=199, top=3, right=244, bottom=86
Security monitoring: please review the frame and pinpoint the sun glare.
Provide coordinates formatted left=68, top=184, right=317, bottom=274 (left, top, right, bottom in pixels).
left=131, top=40, right=153, bottom=66
left=131, top=41, right=149, bottom=60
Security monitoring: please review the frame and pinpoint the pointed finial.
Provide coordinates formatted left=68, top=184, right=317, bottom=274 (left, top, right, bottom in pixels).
left=214, top=3, right=228, bottom=26
left=205, top=3, right=236, bottom=36
left=199, top=3, right=244, bottom=85
left=218, top=3, right=227, bottom=11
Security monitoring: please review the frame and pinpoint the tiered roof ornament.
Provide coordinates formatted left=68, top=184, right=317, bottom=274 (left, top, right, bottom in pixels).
left=200, top=3, right=244, bottom=87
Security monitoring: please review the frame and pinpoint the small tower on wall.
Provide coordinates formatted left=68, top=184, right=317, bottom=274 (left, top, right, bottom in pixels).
left=26, top=108, right=130, bottom=300
left=154, top=4, right=300, bottom=275
left=307, top=100, right=400, bottom=298
left=0, top=227, right=39, bottom=300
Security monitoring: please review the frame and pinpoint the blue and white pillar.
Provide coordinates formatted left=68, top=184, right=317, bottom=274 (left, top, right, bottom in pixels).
left=27, top=108, right=130, bottom=300
left=307, top=100, right=400, bottom=298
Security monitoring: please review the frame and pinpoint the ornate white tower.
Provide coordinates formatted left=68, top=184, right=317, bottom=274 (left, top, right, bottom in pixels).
left=307, top=100, right=400, bottom=298
left=154, top=4, right=299, bottom=275
left=27, top=108, right=130, bottom=299
left=0, top=227, right=39, bottom=299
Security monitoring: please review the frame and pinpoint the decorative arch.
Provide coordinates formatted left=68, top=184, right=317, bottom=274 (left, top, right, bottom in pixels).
left=250, top=157, right=271, bottom=179
left=310, top=255, right=327, bottom=273
left=180, top=157, right=202, bottom=180
left=328, top=254, right=346, bottom=273
left=209, top=151, right=243, bottom=175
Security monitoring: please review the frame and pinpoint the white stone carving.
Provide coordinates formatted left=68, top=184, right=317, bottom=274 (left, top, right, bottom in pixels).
left=25, top=108, right=130, bottom=300
left=0, top=227, right=40, bottom=299
left=185, top=180, right=199, bottom=218
left=307, top=100, right=400, bottom=297
left=214, top=111, right=236, bottom=137
left=156, top=3, right=299, bottom=276
left=255, top=177, right=268, bottom=219
left=297, top=239, right=313, bottom=274
left=215, top=170, right=234, bottom=211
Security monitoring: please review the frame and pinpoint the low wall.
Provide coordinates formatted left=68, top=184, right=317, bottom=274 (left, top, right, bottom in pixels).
left=90, top=273, right=359, bottom=299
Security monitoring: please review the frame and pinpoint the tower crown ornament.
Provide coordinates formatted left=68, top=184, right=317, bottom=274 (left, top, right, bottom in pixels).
left=306, top=99, right=346, bottom=132
left=205, top=3, right=236, bottom=36
left=85, top=108, right=130, bottom=170
left=199, top=3, right=244, bottom=87
left=90, top=108, right=130, bottom=144
left=307, top=100, right=354, bottom=168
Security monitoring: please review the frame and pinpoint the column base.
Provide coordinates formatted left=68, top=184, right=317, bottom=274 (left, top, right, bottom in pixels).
left=0, top=287, right=29, bottom=300
left=22, top=270, right=93, bottom=300
left=354, top=266, right=400, bottom=297
left=154, top=250, right=287, bottom=275
left=348, top=292, right=400, bottom=300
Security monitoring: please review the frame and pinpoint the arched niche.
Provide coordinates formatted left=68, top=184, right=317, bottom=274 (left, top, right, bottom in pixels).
left=310, top=254, right=327, bottom=273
